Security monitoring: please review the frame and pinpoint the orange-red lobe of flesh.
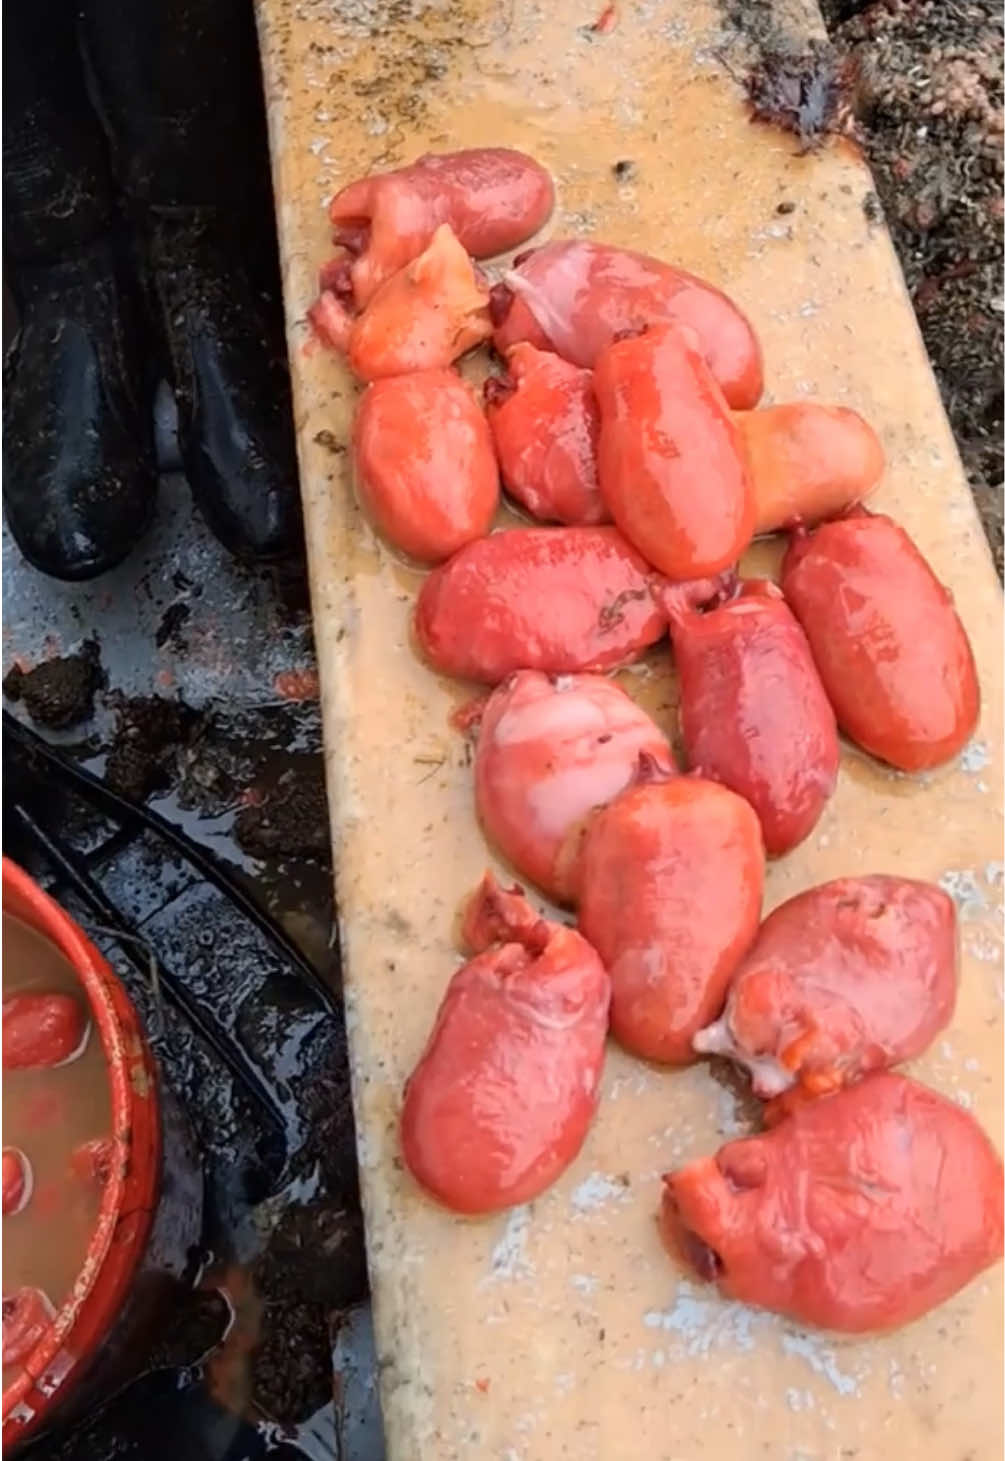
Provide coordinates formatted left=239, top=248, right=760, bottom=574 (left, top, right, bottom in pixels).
left=330, top=148, right=554, bottom=306
left=414, top=525, right=667, bottom=684
left=736, top=402, right=885, bottom=537
left=485, top=344, right=606, bottom=526
left=693, top=875, right=958, bottom=1100
left=594, top=323, right=755, bottom=580
left=3, top=993, right=86, bottom=1071
left=666, top=578, right=839, bottom=855
left=473, top=670, right=674, bottom=903
left=353, top=369, right=499, bottom=563
left=493, top=240, right=763, bottom=408
left=577, top=770, right=764, bottom=1063
left=400, top=874, right=610, bottom=1214
left=781, top=510, right=979, bottom=771
left=661, top=1073, right=1004, bottom=1333
left=346, top=225, right=492, bottom=381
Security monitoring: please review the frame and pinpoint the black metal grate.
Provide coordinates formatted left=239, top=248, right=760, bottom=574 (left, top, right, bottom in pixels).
left=3, top=712, right=369, bottom=1461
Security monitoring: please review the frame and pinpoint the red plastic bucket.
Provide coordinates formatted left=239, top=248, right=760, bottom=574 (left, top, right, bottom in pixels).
left=2, top=857, right=203, bottom=1449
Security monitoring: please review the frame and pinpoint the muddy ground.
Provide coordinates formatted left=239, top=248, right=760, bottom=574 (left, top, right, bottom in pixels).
left=4, top=650, right=362, bottom=1448
left=823, top=0, right=1002, bottom=572
left=723, top=0, right=1002, bottom=571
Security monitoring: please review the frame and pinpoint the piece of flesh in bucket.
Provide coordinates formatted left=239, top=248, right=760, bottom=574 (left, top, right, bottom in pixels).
left=2, top=913, right=112, bottom=1387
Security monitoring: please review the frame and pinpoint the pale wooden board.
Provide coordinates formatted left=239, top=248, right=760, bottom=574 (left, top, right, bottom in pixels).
left=254, top=2, right=1004, bottom=1456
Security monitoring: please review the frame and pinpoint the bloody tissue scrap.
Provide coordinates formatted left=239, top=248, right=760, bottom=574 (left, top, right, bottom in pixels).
left=309, top=147, right=998, bottom=1331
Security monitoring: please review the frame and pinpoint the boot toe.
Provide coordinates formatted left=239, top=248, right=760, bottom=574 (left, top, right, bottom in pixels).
left=179, top=323, right=304, bottom=562
left=4, top=458, right=157, bottom=581
left=185, top=404, right=304, bottom=563
left=3, top=265, right=158, bottom=583
left=147, top=216, right=305, bottom=565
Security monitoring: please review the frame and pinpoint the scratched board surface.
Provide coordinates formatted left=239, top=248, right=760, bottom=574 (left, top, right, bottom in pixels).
left=254, top=1, right=1004, bottom=1456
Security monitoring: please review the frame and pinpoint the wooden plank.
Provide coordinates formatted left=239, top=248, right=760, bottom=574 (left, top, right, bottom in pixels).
left=254, top=2, right=1004, bottom=1456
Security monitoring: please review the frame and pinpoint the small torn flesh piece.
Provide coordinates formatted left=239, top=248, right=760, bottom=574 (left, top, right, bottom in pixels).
left=307, top=289, right=353, bottom=353
left=400, top=873, right=610, bottom=1214
left=471, top=670, right=674, bottom=904
left=594, top=324, right=755, bottom=580
left=2, top=1149, right=32, bottom=1216
left=414, top=525, right=667, bottom=683
left=782, top=509, right=980, bottom=771
left=694, top=875, right=958, bottom=1099
left=485, top=344, right=606, bottom=525
left=346, top=225, right=492, bottom=381
left=329, top=148, right=555, bottom=305
left=2, top=1287, right=56, bottom=1368
left=3, top=992, right=87, bottom=1070
left=353, top=369, right=499, bottom=563
left=492, top=239, right=763, bottom=408
left=736, top=402, right=885, bottom=536
left=665, top=577, right=839, bottom=855
left=577, top=761, right=764, bottom=1063
left=661, top=1073, right=1004, bottom=1332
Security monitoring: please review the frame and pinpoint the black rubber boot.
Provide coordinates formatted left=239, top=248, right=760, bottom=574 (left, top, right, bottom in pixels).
left=2, top=0, right=158, bottom=581
left=3, top=240, right=158, bottom=580
left=81, top=0, right=304, bottom=564
left=143, top=211, right=304, bottom=563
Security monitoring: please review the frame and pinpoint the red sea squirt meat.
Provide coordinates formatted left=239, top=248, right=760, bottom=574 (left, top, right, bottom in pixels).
left=2, top=1149, right=30, bottom=1215
left=2, top=1287, right=56, bottom=1368
left=353, top=369, right=499, bottom=563
left=593, top=323, right=756, bottom=579
left=3, top=992, right=86, bottom=1070
left=305, top=146, right=999, bottom=1337
left=318, top=224, right=492, bottom=381
left=414, top=525, right=667, bottom=683
left=577, top=760, right=764, bottom=1063
left=661, top=1073, right=1004, bottom=1332
left=694, top=875, right=958, bottom=1100
left=781, top=509, right=980, bottom=771
left=470, top=670, right=675, bottom=904
left=492, top=239, right=763, bottom=408
left=485, top=343, right=605, bottom=526
left=736, top=402, right=885, bottom=536
left=328, top=147, right=555, bottom=305
left=666, top=577, right=839, bottom=855
left=400, top=874, right=611, bottom=1214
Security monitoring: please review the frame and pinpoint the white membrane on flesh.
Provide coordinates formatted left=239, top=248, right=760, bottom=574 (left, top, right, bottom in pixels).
left=692, top=1017, right=794, bottom=1098
left=52, top=1017, right=92, bottom=1069
left=4, top=1148, right=34, bottom=1215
